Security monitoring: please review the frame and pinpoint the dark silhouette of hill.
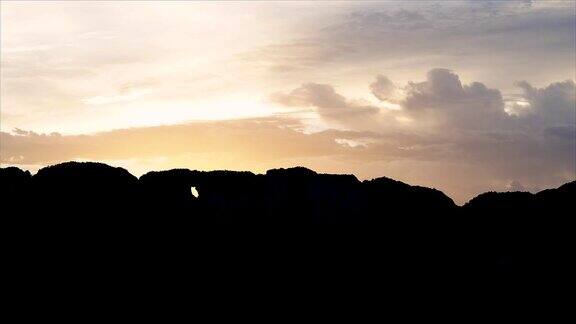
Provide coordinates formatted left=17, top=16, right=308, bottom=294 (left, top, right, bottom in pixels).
left=32, top=162, right=140, bottom=216
left=138, top=166, right=457, bottom=223
left=2, top=161, right=572, bottom=223
left=1, top=167, right=32, bottom=212
left=1, top=161, right=573, bottom=273
left=464, top=191, right=536, bottom=210
left=360, top=177, right=456, bottom=220
left=464, top=180, right=575, bottom=212
left=461, top=181, right=575, bottom=270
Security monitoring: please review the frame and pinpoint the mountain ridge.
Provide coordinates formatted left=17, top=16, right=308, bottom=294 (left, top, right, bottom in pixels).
left=2, top=161, right=573, bottom=271
left=3, top=161, right=573, bottom=207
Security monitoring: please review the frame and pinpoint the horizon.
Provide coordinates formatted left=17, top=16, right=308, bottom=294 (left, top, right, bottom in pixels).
left=1, top=0, right=575, bottom=204
left=4, top=159, right=575, bottom=206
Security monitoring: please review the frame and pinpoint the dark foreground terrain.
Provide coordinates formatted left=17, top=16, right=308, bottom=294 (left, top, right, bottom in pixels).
left=2, top=161, right=574, bottom=277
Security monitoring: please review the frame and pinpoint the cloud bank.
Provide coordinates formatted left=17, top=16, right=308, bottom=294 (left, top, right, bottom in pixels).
left=270, top=68, right=575, bottom=201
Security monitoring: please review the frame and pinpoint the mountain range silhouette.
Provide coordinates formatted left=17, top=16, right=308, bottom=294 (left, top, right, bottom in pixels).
left=2, top=161, right=573, bottom=272
left=3, top=161, right=573, bottom=220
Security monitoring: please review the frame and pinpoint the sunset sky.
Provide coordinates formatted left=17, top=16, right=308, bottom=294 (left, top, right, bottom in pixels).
left=1, top=0, right=575, bottom=203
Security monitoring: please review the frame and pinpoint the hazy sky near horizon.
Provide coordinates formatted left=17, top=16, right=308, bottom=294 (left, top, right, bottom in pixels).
left=1, top=0, right=575, bottom=203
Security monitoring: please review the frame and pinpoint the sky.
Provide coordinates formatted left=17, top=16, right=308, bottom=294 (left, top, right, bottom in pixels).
left=1, top=0, right=575, bottom=204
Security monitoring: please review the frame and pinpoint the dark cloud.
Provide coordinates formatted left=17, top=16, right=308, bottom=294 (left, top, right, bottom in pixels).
left=247, top=1, right=574, bottom=86
left=545, top=126, right=576, bottom=140
left=397, top=69, right=574, bottom=185
left=268, top=68, right=575, bottom=200
left=272, top=83, right=348, bottom=109
left=515, top=79, right=576, bottom=128
left=370, top=75, right=396, bottom=102
left=342, top=9, right=432, bottom=32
